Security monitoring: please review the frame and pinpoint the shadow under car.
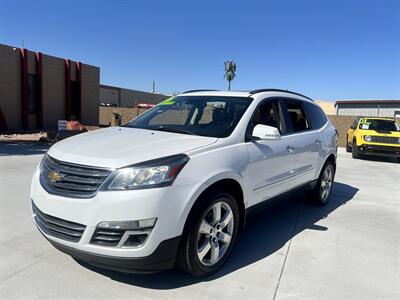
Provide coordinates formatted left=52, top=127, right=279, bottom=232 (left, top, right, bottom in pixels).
left=74, top=181, right=358, bottom=289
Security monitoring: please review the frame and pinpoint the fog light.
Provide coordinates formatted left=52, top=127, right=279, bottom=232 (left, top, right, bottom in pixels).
left=124, top=233, right=149, bottom=247
left=97, top=218, right=157, bottom=230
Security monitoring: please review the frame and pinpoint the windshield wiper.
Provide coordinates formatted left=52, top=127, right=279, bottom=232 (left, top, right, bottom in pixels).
left=151, top=126, right=196, bottom=135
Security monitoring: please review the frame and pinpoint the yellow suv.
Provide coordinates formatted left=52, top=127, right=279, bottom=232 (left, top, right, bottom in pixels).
left=346, top=117, right=400, bottom=161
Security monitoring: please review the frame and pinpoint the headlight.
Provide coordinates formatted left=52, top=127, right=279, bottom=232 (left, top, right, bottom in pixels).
left=364, top=135, right=372, bottom=142
left=102, top=154, right=189, bottom=191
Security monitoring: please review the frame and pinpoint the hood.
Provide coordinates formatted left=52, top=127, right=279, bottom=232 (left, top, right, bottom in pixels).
left=48, top=127, right=218, bottom=168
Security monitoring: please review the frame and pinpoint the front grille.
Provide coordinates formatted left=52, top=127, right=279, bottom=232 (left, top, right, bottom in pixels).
left=91, top=228, right=125, bottom=246
left=370, top=136, right=399, bottom=144
left=32, top=202, right=86, bottom=242
left=40, top=155, right=112, bottom=198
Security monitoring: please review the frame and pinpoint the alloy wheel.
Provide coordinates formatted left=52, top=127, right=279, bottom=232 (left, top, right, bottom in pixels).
left=320, top=166, right=333, bottom=202
left=196, top=201, right=234, bottom=266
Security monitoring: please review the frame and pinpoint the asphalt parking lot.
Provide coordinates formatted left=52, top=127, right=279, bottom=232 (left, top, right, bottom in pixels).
left=0, top=144, right=399, bottom=299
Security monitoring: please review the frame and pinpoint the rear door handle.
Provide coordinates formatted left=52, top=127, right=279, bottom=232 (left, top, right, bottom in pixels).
left=315, top=139, right=322, bottom=145
left=286, top=145, right=295, bottom=153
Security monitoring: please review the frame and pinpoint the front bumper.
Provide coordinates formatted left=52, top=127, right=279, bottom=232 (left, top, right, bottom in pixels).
left=31, top=165, right=200, bottom=272
left=358, top=144, right=400, bottom=157
left=46, top=234, right=180, bottom=273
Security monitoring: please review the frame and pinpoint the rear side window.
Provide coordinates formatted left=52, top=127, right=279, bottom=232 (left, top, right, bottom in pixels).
left=304, top=102, right=328, bottom=129
left=283, top=101, right=310, bottom=132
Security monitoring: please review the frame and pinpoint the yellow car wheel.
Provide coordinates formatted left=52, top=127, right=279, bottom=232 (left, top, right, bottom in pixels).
left=352, top=140, right=360, bottom=159
left=346, top=135, right=351, bottom=153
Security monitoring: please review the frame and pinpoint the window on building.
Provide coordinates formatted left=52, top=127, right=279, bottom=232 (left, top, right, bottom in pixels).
left=28, top=74, right=37, bottom=114
left=70, top=81, right=81, bottom=120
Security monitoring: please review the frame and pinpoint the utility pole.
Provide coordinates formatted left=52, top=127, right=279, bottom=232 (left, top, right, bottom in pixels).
left=152, top=81, right=156, bottom=93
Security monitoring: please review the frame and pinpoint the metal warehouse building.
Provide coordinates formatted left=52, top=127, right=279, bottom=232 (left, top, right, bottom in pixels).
left=100, top=84, right=168, bottom=107
left=0, top=44, right=99, bottom=131
left=335, top=100, right=400, bottom=117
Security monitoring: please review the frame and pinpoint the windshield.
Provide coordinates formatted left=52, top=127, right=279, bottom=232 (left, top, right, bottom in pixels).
left=359, top=118, right=400, bottom=132
left=124, top=96, right=252, bottom=138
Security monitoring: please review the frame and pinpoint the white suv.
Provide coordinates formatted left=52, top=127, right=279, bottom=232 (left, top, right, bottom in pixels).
left=31, top=89, right=338, bottom=277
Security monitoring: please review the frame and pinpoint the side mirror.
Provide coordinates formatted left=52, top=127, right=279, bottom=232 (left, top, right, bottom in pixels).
left=252, top=124, right=281, bottom=140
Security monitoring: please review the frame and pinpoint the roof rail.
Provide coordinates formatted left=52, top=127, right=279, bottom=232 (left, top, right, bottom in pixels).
left=182, top=89, right=219, bottom=94
left=249, top=89, right=313, bottom=101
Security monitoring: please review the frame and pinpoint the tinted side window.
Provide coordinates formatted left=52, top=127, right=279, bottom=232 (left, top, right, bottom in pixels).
left=304, top=102, right=327, bottom=129
left=248, top=100, right=284, bottom=135
left=283, top=101, right=310, bottom=132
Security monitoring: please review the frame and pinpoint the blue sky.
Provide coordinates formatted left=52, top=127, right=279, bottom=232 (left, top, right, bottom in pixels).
left=1, top=0, right=399, bottom=100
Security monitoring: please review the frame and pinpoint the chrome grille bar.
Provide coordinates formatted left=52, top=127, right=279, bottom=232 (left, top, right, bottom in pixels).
left=40, top=155, right=113, bottom=198
left=32, top=202, right=86, bottom=243
left=91, top=228, right=125, bottom=246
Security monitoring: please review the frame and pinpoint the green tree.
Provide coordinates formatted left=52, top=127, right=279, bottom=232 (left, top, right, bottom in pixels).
left=224, top=61, right=237, bottom=91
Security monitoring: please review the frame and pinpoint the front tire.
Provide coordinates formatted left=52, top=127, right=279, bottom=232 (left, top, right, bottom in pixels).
left=307, top=161, right=335, bottom=206
left=176, top=191, right=240, bottom=277
left=352, top=140, right=360, bottom=159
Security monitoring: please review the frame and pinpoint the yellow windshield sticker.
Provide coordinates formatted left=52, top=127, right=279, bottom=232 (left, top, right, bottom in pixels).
left=359, top=118, right=371, bottom=125
left=159, top=96, right=176, bottom=105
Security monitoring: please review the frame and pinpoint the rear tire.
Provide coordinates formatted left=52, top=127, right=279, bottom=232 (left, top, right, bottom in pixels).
left=307, top=161, right=335, bottom=206
left=176, top=190, right=240, bottom=277
left=352, top=140, right=360, bottom=159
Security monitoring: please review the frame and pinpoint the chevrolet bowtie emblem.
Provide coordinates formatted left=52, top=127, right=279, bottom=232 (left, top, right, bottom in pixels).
left=48, top=171, right=63, bottom=182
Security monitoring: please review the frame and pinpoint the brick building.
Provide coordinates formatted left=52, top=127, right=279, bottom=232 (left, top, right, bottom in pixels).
left=0, top=44, right=99, bottom=131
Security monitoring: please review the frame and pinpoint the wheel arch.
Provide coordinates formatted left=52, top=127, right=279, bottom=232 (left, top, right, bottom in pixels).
left=181, top=178, right=246, bottom=237
left=325, top=153, right=336, bottom=165
left=325, top=153, right=336, bottom=171
left=316, top=152, right=336, bottom=179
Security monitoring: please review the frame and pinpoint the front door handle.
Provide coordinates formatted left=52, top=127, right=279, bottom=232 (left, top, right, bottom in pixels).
left=286, top=145, right=295, bottom=153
